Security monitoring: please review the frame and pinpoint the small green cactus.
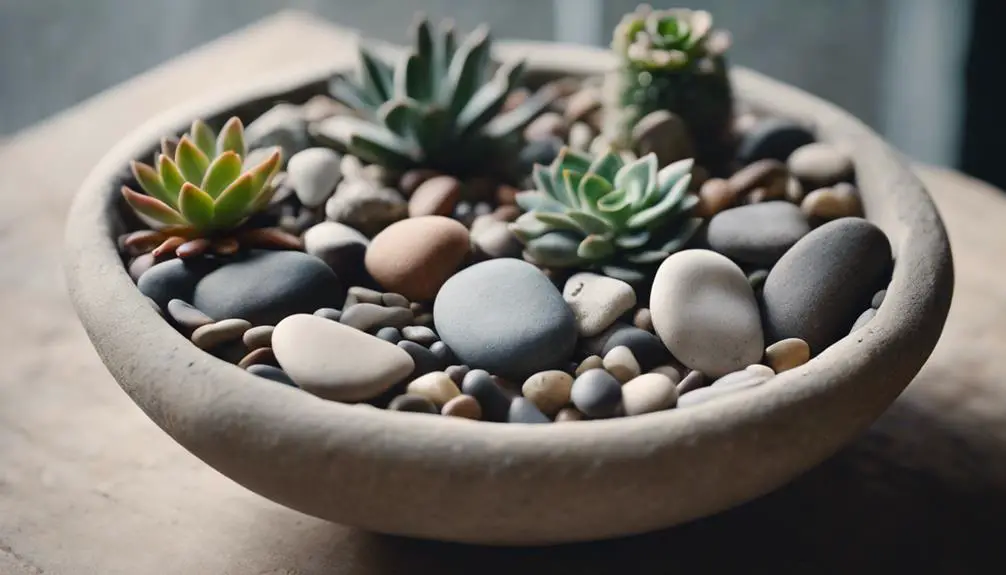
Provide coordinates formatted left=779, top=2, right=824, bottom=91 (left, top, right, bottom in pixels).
left=122, top=117, right=296, bottom=258
left=509, top=147, right=702, bottom=284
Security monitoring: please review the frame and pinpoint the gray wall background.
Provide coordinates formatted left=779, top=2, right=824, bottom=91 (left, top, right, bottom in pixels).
left=0, top=0, right=970, bottom=166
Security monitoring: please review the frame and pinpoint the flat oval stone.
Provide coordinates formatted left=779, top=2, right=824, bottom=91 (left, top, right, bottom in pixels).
left=507, top=397, right=551, bottom=424
left=461, top=369, right=513, bottom=422
left=406, top=371, right=461, bottom=406
left=313, top=307, right=341, bottom=322
left=521, top=370, right=574, bottom=416
left=303, top=221, right=369, bottom=281
left=650, top=250, right=764, bottom=378
left=344, top=286, right=383, bottom=307
left=237, top=347, right=277, bottom=369
left=787, top=142, right=854, bottom=189
left=388, top=393, right=438, bottom=414
left=409, top=175, right=462, bottom=217
left=340, top=303, right=413, bottom=332
left=137, top=257, right=217, bottom=308
left=801, top=184, right=863, bottom=221
left=242, top=325, right=274, bottom=350
left=287, top=147, right=341, bottom=207
left=167, top=299, right=214, bottom=329
left=382, top=292, right=410, bottom=308
left=575, top=355, right=604, bottom=376
left=762, top=217, right=892, bottom=353
left=193, top=251, right=345, bottom=326
left=631, top=110, right=693, bottom=168
left=554, top=407, right=586, bottom=422
left=402, top=325, right=438, bottom=346
left=434, top=259, right=578, bottom=380
left=397, top=340, right=445, bottom=378
left=602, top=345, right=641, bottom=383
left=246, top=364, right=297, bottom=387
left=366, top=216, right=470, bottom=301
left=764, top=338, right=810, bottom=373
left=622, top=373, right=678, bottom=415
left=571, top=369, right=623, bottom=418
left=191, top=318, right=252, bottom=350
left=706, top=202, right=811, bottom=266
left=598, top=325, right=672, bottom=372
left=375, top=326, right=402, bottom=344
left=272, top=314, right=414, bottom=402
left=441, top=394, right=482, bottom=420
left=562, top=272, right=637, bottom=337
left=736, top=119, right=815, bottom=164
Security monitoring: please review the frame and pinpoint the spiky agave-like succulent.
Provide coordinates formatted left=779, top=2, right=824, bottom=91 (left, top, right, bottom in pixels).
left=121, top=117, right=298, bottom=259
left=320, top=17, right=553, bottom=180
left=604, top=5, right=733, bottom=165
left=509, top=147, right=702, bottom=284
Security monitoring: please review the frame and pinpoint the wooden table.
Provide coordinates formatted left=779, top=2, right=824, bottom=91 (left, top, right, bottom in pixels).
left=3, top=13, right=1006, bottom=574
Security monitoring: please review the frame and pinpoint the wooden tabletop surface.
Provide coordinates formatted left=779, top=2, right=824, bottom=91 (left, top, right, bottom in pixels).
left=3, top=12, right=1006, bottom=574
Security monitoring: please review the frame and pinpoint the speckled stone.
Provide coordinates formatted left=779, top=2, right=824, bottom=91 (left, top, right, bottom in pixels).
left=562, top=272, right=637, bottom=337
left=461, top=369, right=512, bottom=423
left=622, top=373, right=678, bottom=415
left=571, top=369, right=623, bottom=419
left=507, top=397, right=551, bottom=424
left=441, top=394, right=482, bottom=420
left=522, top=370, right=574, bottom=416
left=365, top=216, right=471, bottom=302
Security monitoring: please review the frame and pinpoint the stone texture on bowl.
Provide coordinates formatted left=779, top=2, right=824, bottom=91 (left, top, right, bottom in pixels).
left=64, top=42, right=953, bottom=545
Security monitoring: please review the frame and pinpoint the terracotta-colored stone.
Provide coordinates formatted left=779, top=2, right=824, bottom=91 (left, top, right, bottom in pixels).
left=441, top=394, right=482, bottom=420
left=695, top=178, right=736, bottom=217
left=408, top=175, right=461, bottom=217
left=365, top=216, right=471, bottom=301
left=728, top=159, right=788, bottom=201
left=398, top=168, right=439, bottom=197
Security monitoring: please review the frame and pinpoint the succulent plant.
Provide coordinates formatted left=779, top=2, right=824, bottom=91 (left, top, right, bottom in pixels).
left=509, top=147, right=702, bottom=284
left=604, top=5, right=734, bottom=166
left=121, top=117, right=300, bottom=259
left=319, top=17, right=554, bottom=181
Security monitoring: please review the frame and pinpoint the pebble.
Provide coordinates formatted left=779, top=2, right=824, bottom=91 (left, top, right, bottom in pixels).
left=344, top=286, right=384, bottom=307
left=785, top=176, right=805, bottom=204
left=365, top=216, right=471, bottom=301
left=375, top=326, right=402, bottom=344
left=871, top=289, right=887, bottom=309
left=471, top=219, right=523, bottom=259
left=414, top=313, right=435, bottom=328
left=272, top=314, right=414, bottom=402
left=736, top=119, right=815, bottom=164
left=677, top=376, right=765, bottom=408
left=399, top=325, right=436, bottom=345
left=622, top=373, right=678, bottom=416
left=727, top=159, right=788, bottom=201
left=714, top=364, right=775, bottom=389
left=303, top=221, right=369, bottom=281
left=325, top=179, right=407, bottom=237
left=495, top=185, right=520, bottom=208
left=441, top=394, right=482, bottom=419
left=494, top=203, right=521, bottom=223
left=314, top=307, right=342, bottom=322
left=650, top=250, right=764, bottom=378
left=409, top=175, right=462, bottom=217
left=382, top=292, right=410, bottom=308
left=747, top=269, right=769, bottom=294
left=519, top=137, right=563, bottom=171
left=591, top=324, right=673, bottom=372
left=633, top=308, right=653, bottom=332
left=301, top=94, right=347, bottom=123
left=462, top=369, right=513, bottom=422
left=571, top=369, right=623, bottom=418
left=406, top=371, right=461, bottom=406
left=339, top=154, right=364, bottom=180
left=192, top=251, right=345, bottom=326
left=287, top=147, right=341, bottom=208
left=244, top=103, right=309, bottom=158
left=523, top=112, right=567, bottom=141
left=562, top=272, right=637, bottom=337
left=801, top=184, right=863, bottom=221
left=631, top=110, right=694, bottom=168
left=764, top=338, right=810, bottom=374
left=851, top=308, right=877, bottom=332
left=434, top=259, right=578, bottom=380
left=167, top=299, right=214, bottom=329
left=388, top=394, right=439, bottom=414
left=340, top=303, right=413, bottom=332
left=246, top=364, right=297, bottom=387
left=762, top=218, right=892, bottom=353
left=397, top=340, right=445, bottom=378
left=521, top=370, right=574, bottom=416
left=564, top=88, right=602, bottom=125
left=129, top=253, right=156, bottom=282
left=602, top=346, right=641, bottom=383
left=507, top=397, right=551, bottom=424
left=554, top=407, right=586, bottom=422
left=787, top=143, right=854, bottom=189
left=445, top=365, right=470, bottom=385
left=694, top=178, right=735, bottom=217
left=568, top=121, right=594, bottom=152
left=238, top=347, right=277, bottom=368
left=137, top=257, right=217, bottom=308
left=676, top=370, right=707, bottom=395
left=706, top=202, right=811, bottom=266
left=242, top=325, right=275, bottom=350
left=575, top=355, right=604, bottom=376
left=398, top=168, right=439, bottom=197
left=429, top=341, right=457, bottom=364
left=191, top=318, right=252, bottom=350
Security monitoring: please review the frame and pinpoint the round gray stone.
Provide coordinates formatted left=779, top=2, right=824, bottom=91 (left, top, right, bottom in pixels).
left=137, top=257, right=218, bottom=308
left=706, top=202, right=811, bottom=266
left=434, top=259, right=578, bottom=380
left=461, top=369, right=513, bottom=423
left=736, top=118, right=815, bottom=164
left=570, top=369, right=623, bottom=419
left=246, top=364, right=297, bottom=387
left=507, top=397, right=551, bottom=424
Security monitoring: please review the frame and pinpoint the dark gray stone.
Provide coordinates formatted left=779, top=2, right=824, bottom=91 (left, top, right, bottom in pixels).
left=192, top=251, right=345, bottom=326
left=461, top=369, right=512, bottom=423
left=397, top=340, right=445, bottom=378
left=736, top=119, right=815, bottom=164
left=445, top=365, right=470, bottom=385
left=340, top=303, right=413, bottom=332
left=246, top=364, right=297, bottom=387
left=570, top=369, right=623, bottom=418
left=507, top=397, right=551, bottom=424
left=137, top=257, right=217, bottom=308
left=599, top=326, right=673, bottom=372
left=762, top=217, right=893, bottom=354
left=429, top=340, right=457, bottom=365
left=375, top=327, right=402, bottom=344
left=388, top=394, right=438, bottom=414
left=434, top=259, right=578, bottom=380
left=707, top=202, right=811, bottom=266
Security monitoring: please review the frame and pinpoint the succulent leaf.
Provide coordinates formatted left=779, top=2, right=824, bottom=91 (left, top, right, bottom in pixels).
left=577, top=173, right=614, bottom=213
left=509, top=212, right=552, bottom=241
left=445, top=25, right=490, bottom=118
left=245, top=148, right=282, bottom=200
left=515, top=191, right=565, bottom=213
left=216, top=117, right=246, bottom=158
left=212, top=173, right=256, bottom=227
left=626, top=172, right=691, bottom=228
left=533, top=211, right=583, bottom=232
left=586, top=150, right=624, bottom=183
left=157, top=155, right=186, bottom=205
left=131, top=161, right=174, bottom=208
left=191, top=120, right=217, bottom=159
left=122, top=186, right=187, bottom=227
left=201, top=151, right=243, bottom=198
left=178, top=183, right=215, bottom=229
left=175, top=137, right=210, bottom=184
left=526, top=232, right=584, bottom=267
left=577, top=235, right=616, bottom=260
left=359, top=46, right=393, bottom=102
left=567, top=210, right=614, bottom=235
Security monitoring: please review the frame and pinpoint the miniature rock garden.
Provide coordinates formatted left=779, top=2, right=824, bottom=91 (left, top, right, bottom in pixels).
left=120, top=7, right=892, bottom=423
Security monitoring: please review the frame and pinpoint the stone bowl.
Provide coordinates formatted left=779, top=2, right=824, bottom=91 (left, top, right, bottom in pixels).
left=64, top=41, right=953, bottom=545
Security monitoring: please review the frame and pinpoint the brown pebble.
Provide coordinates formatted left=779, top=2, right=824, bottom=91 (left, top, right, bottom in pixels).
left=787, top=142, right=854, bottom=189
left=575, top=355, right=604, bottom=377
left=441, top=394, right=482, bottom=419
left=764, top=338, right=810, bottom=374
left=388, top=394, right=439, bottom=414
left=365, top=216, right=471, bottom=302
left=522, top=370, right=574, bottom=416
left=554, top=407, right=586, bottom=422
left=398, top=168, right=439, bottom=197
left=493, top=204, right=521, bottom=222
left=695, top=178, right=735, bottom=217
left=785, top=176, right=804, bottom=204
left=445, top=365, right=470, bottom=385
left=128, top=253, right=156, bottom=281
left=494, top=184, right=519, bottom=207
left=728, top=159, right=788, bottom=201
left=191, top=318, right=252, bottom=350
left=801, top=184, right=862, bottom=221
left=167, top=299, right=214, bottom=329
left=238, top=346, right=277, bottom=368
left=242, top=325, right=275, bottom=350
left=633, top=308, right=653, bottom=332
left=409, top=175, right=462, bottom=217
left=563, top=88, right=602, bottom=125
left=406, top=371, right=461, bottom=406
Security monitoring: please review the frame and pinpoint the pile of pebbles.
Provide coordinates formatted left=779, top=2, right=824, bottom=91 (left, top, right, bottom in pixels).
left=126, top=78, right=893, bottom=424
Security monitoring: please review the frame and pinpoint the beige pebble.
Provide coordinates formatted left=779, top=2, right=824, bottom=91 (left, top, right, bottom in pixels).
left=602, top=345, right=641, bottom=383
left=633, top=308, right=653, bottom=332
left=575, top=355, right=604, bottom=377
left=714, top=364, right=775, bottom=389
left=406, top=371, right=461, bottom=406
left=242, top=325, right=275, bottom=350
left=568, top=121, right=595, bottom=152
left=522, top=370, right=574, bottom=416
left=191, top=318, right=252, bottom=350
left=801, top=184, right=862, bottom=220
left=554, top=407, right=586, bottom=422
left=764, top=338, right=810, bottom=373
left=785, top=176, right=804, bottom=204
left=649, top=365, right=682, bottom=385
left=523, top=112, right=567, bottom=141
left=441, top=394, right=482, bottom=420
left=622, top=373, right=678, bottom=415
left=238, top=347, right=276, bottom=369
left=695, top=178, right=735, bottom=217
